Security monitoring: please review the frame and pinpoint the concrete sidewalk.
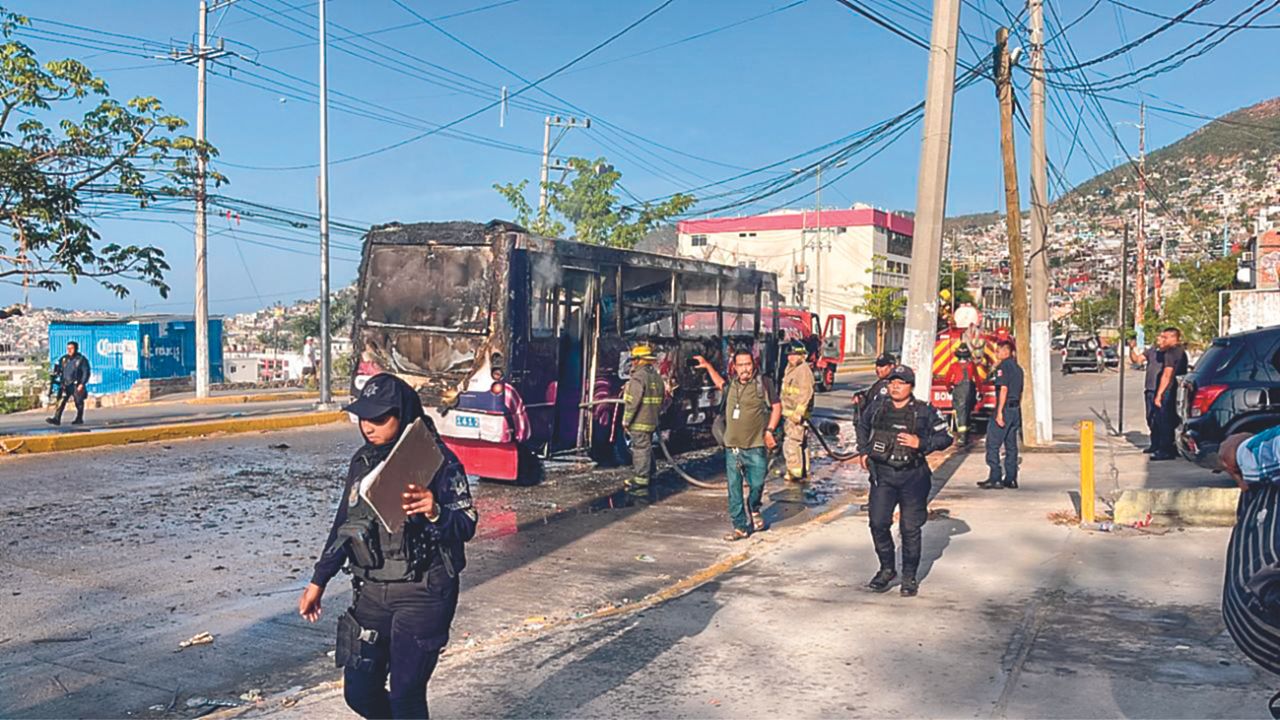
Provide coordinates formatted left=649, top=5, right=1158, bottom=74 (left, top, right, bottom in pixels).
left=226, top=436, right=1269, bottom=719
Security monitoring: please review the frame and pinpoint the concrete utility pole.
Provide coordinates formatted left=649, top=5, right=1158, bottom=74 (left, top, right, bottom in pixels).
left=812, top=159, right=847, bottom=320
left=1117, top=224, right=1129, bottom=436
left=902, top=0, right=962, bottom=401
left=995, top=27, right=1038, bottom=443
left=1028, top=0, right=1053, bottom=444
left=171, top=0, right=235, bottom=399
left=538, top=116, right=590, bottom=223
left=317, top=0, right=332, bottom=407
left=1134, top=102, right=1147, bottom=348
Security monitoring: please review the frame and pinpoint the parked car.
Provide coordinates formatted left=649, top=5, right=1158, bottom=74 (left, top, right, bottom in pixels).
left=1177, top=326, right=1280, bottom=470
left=1061, top=333, right=1105, bottom=374
left=1101, top=345, right=1119, bottom=368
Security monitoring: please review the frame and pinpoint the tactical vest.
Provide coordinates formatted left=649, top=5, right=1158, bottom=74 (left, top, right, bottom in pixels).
left=334, top=484, right=436, bottom=583
left=868, top=400, right=922, bottom=470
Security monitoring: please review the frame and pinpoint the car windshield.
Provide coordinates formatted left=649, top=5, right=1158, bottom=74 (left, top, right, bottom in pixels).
left=362, top=245, right=492, bottom=333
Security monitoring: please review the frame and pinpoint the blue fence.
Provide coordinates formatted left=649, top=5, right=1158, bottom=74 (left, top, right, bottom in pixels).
left=48, top=319, right=224, bottom=395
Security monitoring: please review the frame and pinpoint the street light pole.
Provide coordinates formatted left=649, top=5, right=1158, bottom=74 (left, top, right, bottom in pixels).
left=317, top=0, right=332, bottom=406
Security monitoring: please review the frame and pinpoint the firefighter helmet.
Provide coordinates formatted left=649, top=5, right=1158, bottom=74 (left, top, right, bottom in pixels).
left=787, top=340, right=808, bottom=356
left=630, top=344, right=656, bottom=360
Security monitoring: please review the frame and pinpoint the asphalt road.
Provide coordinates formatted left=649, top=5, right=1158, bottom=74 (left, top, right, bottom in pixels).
left=0, top=373, right=871, bottom=719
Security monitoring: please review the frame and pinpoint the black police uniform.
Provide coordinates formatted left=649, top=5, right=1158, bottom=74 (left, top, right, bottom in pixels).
left=856, top=381, right=953, bottom=587
left=984, top=357, right=1024, bottom=487
left=853, top=376, right=891, bottom=419
left=49, top=351, right=91, bottom=424
left=311, top=374, right=478, bottom=719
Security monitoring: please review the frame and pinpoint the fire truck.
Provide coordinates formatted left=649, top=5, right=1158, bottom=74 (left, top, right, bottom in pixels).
left=929, top=314, right=1003, bottom=421
left=770, top=307, right=846, bottom=392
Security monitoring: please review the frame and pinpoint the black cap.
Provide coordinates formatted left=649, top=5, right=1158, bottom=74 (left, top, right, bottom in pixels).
left=344, top=377, right=400, bottom=419
left=875, top=353, right=897, bottom=367
left=887, top=365, right=915, bottom=384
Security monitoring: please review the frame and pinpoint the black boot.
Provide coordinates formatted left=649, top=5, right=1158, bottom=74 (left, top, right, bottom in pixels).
left=867, top=568, right=897, bottom=593
left=1004, top=479, right=1018, bottom=489
left=71, top=416, right=83, bottom=425
left=900, top=575, right=919, bottom=597
left=45, top=417, right=60, bottom=426
left=976, top=479, right=1005, bottom=490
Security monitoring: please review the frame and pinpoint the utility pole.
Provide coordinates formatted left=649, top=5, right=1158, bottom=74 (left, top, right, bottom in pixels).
left=1028, top=0, right=1053, bottom=444
left=902, top=0, right=962, bottom=401
left=170, top=0, right=235, bottom=399
left=1134, top=101, right=1147, bottom=348
left=317, top=0, right=333, bottom=407
left=811, top=159, right=846, bottom=319
left=538, top=116, right=590, bottom=223
left=995, top=26, right=1038, bottom=443
left=1117, top=224, right=1129, bottom=437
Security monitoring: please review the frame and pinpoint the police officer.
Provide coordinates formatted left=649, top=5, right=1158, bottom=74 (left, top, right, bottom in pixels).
left=47, top=340, right=90, bottom=426
left=780, top=341, right=815, bottom=483
left=979, top=339, right=1023, bottom=489
left=300, top=373, right=477, bottom=719
left=621, top=344, right=665, bottom=497
left=856, top=365, right=953, bottom=597
left=852, top=353, right=896, bottom=419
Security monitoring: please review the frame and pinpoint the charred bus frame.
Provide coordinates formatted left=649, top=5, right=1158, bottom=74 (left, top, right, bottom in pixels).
left=350, top=220, right=781, bottom=481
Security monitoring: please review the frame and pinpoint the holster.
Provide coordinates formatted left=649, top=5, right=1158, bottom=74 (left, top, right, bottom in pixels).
left=332, top=519, right=382, bottom=570
left=335, top=609, right=379, bottom=671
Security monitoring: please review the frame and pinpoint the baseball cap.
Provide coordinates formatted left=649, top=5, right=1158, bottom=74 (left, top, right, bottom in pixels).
left=343, top=376, right=399, bottom=419
left=875, top=353, right=897, bottom=367
left=887, top=365, right=916, bottom=384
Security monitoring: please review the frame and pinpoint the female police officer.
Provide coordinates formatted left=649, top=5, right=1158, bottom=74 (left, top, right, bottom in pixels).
left=299, top=373, right=477, bottom=718
left=856, top=365, right=952, bottom=597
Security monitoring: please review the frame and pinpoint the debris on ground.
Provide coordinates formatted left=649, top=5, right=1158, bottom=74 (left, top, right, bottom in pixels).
left=32, top=635, right=89, bottom=644
left=239, top=688, right=264, bottom=702
left=1047, top=509, right=1080, bottom=525
left=635, top=554, right=657, bottom=563
left=177, top=631, right=214, bottom=651
left=269, top=443, right=290, bottom=450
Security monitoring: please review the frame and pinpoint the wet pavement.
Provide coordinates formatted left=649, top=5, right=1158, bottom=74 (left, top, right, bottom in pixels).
left=0, top=399, right=871, bottom=718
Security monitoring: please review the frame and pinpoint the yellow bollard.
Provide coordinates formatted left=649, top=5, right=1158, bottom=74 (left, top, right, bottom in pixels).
left=1080, top=420, right=1095, bottom=524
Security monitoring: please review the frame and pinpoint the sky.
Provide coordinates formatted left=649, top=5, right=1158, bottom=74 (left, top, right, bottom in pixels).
left=5, top=0, right=1277, bottom=316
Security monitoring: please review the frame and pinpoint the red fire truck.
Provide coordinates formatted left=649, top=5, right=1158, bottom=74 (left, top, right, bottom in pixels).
left=929, top=325, right=1002, bottom=420
left=770, top=307, right=846, bottom=391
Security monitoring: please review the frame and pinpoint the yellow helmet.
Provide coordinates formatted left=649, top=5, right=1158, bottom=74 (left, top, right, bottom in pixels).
left=630, top=344, right=655, bottom=360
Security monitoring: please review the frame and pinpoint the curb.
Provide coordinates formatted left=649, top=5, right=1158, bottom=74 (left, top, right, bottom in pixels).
left=0, top=411, right=347, bottom=456
left=1113, top=486, right=1240, bottom=527
left=186, top=392, right=321, bottom=406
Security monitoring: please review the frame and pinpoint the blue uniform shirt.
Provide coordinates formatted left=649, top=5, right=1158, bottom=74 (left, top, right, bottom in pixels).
left=994, top=358, right=1024, bottom=406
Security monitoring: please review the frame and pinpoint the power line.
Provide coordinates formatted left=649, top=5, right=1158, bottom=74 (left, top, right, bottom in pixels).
left=1107, top=0, right=1280, bottom=30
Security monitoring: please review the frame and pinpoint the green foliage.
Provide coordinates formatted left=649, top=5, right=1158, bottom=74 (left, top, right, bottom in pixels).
left=939, top=259, right=975, bottom=307
left=290, top=293, right=354, bottom=352
left=854, top=286, right=905, bottom=356
left=1069, top=289, right=1120, bottom=334
left=0, top=6, right=219, bottom=298
left=495, top=156, right=694, bottom=249
left=1148, top=255, right=1237, bottom=347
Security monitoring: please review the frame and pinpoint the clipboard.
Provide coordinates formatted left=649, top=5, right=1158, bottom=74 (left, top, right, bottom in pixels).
left=358, top=418, right=446, bottom=534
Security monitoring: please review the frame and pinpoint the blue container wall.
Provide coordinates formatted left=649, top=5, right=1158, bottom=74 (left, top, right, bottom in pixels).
left=49, top=320, right=224, bottom=395
left=48, top=323, right=142, bottom=396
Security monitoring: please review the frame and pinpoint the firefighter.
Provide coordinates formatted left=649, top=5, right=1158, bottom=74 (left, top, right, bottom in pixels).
left=946, top=343, right=978, bottom=446
left=856, top=365, right=953, bottom=597
left=621, top=344, right=665, bottom=497
left=780, top=340, right=815, bottom=483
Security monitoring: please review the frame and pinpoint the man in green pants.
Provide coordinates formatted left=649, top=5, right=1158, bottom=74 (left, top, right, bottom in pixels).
left=621, top=344, right=665, bottom=497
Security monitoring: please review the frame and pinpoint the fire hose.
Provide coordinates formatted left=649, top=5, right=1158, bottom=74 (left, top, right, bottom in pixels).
left=585, top=398, right=859, bottom=488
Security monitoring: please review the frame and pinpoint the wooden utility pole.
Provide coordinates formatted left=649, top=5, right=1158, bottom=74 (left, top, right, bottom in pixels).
left=901, top=0, right=962, bottom=401
left=995, top=27, right=1038, bottom=443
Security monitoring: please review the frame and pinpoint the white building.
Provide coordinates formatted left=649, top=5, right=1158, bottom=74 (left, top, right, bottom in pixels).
left=676, top=205, right=914, bottom=354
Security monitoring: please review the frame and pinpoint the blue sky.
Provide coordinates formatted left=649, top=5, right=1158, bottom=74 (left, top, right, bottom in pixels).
left=6, top=0, right=1277, bottom=315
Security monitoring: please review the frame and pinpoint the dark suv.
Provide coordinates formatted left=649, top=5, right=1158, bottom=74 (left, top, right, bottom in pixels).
left=1177, top=326, right=1280, bottom=469
left=1061, top=333, right=1105, bottom=374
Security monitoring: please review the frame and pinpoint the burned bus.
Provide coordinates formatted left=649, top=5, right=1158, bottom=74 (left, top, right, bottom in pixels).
left=350, top=220, right=782, bottom=482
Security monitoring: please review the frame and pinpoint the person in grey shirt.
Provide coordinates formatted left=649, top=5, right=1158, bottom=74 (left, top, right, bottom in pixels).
left=1128, top=338, right=1164, bottom=454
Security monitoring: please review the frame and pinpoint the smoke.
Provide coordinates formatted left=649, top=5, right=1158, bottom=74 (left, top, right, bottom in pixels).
left=533, top=252, right=562, bottom=290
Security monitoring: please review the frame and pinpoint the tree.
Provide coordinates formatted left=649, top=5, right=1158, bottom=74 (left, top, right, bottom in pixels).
left=495, top=156, right=693, bottom=249
left=1149, top=255, right=1237, bottom=347
left=0, top=8, right=218, bottom=299
left=1068, top=289, right=1119, bottom=335
left=855, top=286, right=905, bottom=356
left=291, top=293, right=354, bottom=351
left=938, top=259, right=975, bottom=307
